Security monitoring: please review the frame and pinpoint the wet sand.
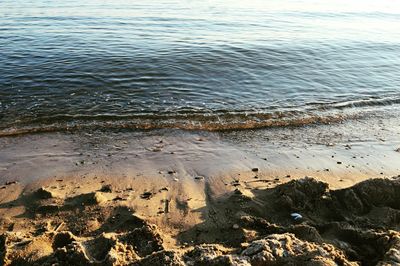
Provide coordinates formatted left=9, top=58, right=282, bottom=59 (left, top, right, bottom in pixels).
left=1, top=116, right=400, bottom=265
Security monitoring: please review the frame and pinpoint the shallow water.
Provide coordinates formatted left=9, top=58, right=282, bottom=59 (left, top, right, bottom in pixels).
left=1, top=0, right=400, bottom=134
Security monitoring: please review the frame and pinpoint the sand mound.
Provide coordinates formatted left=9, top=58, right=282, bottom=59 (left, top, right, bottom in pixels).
left=178, top=176, right=400, bottom=265
left=1, top=177, right=400, bottom=265
left=0, top=231, right=358, bottom=265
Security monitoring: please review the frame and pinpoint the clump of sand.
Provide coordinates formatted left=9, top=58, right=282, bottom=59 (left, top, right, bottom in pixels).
left=1, top=230, right=358, bottom=265
left=2, top=176, right=400, bottom=265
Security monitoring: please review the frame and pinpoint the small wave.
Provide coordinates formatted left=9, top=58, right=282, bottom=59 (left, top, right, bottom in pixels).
left=329, top=96, right=400, bottom=110
left=0, top=111, right=350, bottom=137
left=2, top=94, right=400, bottom=137
left=303, top=94, right=400, bottom=110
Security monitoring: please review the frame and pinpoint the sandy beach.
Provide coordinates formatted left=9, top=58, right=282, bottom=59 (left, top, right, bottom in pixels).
left=1, top=116, right=400, bottom=265
left=2, top=0, right=400, bottom=264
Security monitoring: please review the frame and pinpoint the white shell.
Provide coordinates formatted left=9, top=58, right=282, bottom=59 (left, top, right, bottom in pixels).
left=290, top=213, right=303, bottom=220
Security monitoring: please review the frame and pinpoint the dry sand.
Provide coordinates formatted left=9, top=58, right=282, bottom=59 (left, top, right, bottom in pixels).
left=2, top=175, right=400, bottom=265
left=1, top=118, right=400, bottom=265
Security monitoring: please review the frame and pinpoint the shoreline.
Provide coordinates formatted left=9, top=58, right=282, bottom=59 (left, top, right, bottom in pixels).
left=1, top=117, right=400, bottom=265
left=1, top=114, right=400, bottom=187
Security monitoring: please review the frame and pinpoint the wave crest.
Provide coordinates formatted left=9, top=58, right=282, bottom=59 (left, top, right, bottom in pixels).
left=0, top=111, right=350, bottom=137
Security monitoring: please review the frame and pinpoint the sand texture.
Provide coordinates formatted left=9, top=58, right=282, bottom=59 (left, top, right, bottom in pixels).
left=1, top=176, right=400, bottom=265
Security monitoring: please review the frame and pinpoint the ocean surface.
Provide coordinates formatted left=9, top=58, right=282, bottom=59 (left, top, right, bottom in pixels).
left=1, top=0, right=400, bottom=135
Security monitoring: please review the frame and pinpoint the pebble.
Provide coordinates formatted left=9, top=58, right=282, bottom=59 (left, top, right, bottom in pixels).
left=36, top=187, right=58, bottom=199
left=140, top=192, right=153, bottom=199
left=100, top=184, right=113, bottom=193
left=232, top=180, right=240, bottom=187
left=251, top=168, right=259, bottom=172
left=232, top=224, right=240, bottom=229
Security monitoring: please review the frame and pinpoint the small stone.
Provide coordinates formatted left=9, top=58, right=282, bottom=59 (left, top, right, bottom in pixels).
left=100, top=184, right=113, bottom=193
left=232, top=224, right=240, bottom=229
left=141, top=192, right=153, bottom=199
left=232, top=180, right=240, bottom=187
left=168, top=170, right=176, bottom=175
left=36, top=187, right=59, bottom=199
left=337, top=161, right=342, bottom=164
left=251, top=168, right=259, bottom=172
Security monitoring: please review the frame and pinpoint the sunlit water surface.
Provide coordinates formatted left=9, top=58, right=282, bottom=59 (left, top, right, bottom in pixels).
left=1, top=0, right=400, bottom=134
